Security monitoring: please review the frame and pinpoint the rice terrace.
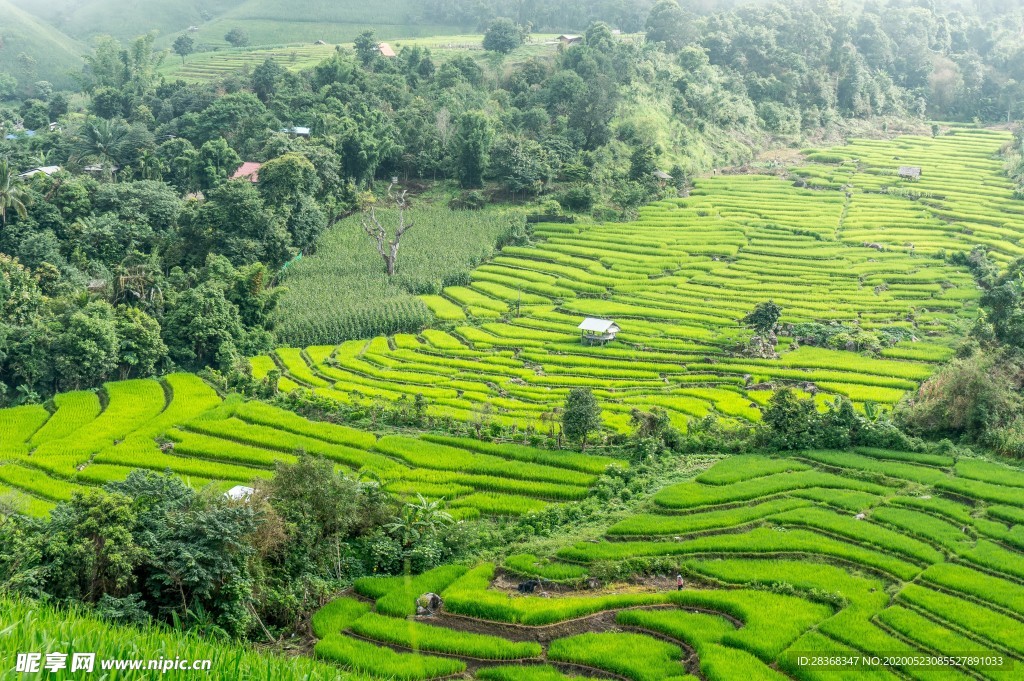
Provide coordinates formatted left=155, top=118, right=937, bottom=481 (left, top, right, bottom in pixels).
left=4, top=1, right=1024, bottom=680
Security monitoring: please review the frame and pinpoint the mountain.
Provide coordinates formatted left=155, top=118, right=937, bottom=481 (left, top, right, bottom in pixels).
left=0, top=0, right=84, bottom=89
left=183, top=0, right=469, bottom=48
left=10, top=0, right=247, bottom=43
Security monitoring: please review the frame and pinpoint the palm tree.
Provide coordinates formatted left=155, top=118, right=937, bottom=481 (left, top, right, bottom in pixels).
left=72, top=118, right=129, bottom=180
left=0, top=161, right=31, bottom=225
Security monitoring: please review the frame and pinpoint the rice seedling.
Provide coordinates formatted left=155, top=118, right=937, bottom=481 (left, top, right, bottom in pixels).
left=314, top=634, right=465, bottom=679
left=349, top=612, right=542, bottom=660
left=547, top=632, right=688, bottom=681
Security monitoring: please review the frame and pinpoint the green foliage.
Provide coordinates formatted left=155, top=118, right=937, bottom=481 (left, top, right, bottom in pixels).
left=562, top=388, right=601, bottom=450
left=457, top=111, right=493, bottom=189
left=896, top=351, right=1024, bottom=449
left=483, top=18, right=525, bottom=54
left=742, top=301, right=782, bottom=336
left=224, top=28, right=250, bottom=48
left=172, top=34, right=195, bottom=64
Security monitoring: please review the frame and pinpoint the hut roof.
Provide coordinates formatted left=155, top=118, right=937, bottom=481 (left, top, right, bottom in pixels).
left=578, top=318, right=619, bottom=333
left=225, top=485, right=255, bottom=501
left=232, top=162, right=262, bottom=182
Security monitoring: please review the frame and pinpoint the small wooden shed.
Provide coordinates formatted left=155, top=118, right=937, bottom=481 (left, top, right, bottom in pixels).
left=578, top=318, right=620, bottom=345
left=898, top=166, right=922, bottom=180
left=378, top=42, right=397, bottom=58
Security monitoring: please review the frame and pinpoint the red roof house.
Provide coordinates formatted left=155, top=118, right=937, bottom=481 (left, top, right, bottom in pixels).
left=232, top=162, right=262, bottom=183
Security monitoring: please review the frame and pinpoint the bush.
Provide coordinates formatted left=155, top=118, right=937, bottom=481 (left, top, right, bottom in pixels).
left=558, top=184, right=596, bottom=211
left=896, top=351, right=1024, bottom=442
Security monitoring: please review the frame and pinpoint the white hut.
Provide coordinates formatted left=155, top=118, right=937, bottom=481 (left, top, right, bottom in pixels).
left=224, top=485, right=255, bottom=501
left=578, top=318, right=620, bottom=345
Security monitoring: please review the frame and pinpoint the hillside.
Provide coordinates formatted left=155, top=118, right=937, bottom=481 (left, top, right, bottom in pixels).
left=0, top=373, right=617, bottom=519
left=191, top=0, right=470, bottom=48
left=10, top=0, right=246, bottom=42
left=255, top=129, right=1002, bottom=432
left=0, top=0, right=84, bottom=89
left=315, top=446, right=1024, bottom=680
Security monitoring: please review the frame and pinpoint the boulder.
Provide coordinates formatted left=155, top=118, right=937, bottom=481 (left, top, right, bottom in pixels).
left=416, top=593, right=443, bottom=613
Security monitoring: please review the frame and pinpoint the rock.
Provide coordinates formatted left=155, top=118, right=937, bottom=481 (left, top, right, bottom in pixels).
left=517, top=580, right=541, bottom=594
left=416, top=593, right=443, bottom=612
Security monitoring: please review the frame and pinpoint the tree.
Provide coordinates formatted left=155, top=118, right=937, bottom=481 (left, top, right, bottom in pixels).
left=629, top=145, right=658, bottom=181
left=0, top=73, right=16, bottom=100
left=184, top=181, right=292, bottom=268
left=224, top=28, right=250, bottom=48
left=157, top=138, right=200, bottom=193
left=562, top=388, right=602, bottom=451
left=483, top=18, right=525, bottom=54
left=353, top=30, right=379, bottom=66
left=456, top=111, right=493, bottom=189
left=646, top=0, right=692, bottom=52
left=0, top=161, right=31, bottom=226
left=489, top=135, right=551, bottom=198
left=252, top=59, right=285, bottom=103
left=173, top=35, right=195, bottom=65
left=743, top=301, right=783, bottom=336
left=114, top=305, right=167, bottom=379
left=585, top=22, right=616, bottom=51
left=19, top=99, right=49, bottom=130
left=162, top=282, right=246, bottom=369
left=196, top=138, right=242, bottom=191
left=361, top=182, right=414, bottom=277
left=72, top=118, right=130, bottom=179
left=258, top=153, right=319, bottom=207
left=52, top=303, right=120, bottom=390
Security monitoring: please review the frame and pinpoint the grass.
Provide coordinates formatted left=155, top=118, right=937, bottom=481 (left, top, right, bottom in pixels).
left=0, top=596, right=359, bottom=680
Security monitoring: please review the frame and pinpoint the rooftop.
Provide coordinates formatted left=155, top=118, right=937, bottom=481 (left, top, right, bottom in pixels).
left=232, top=162, right=262, bottom=182
left=225, top=485, right=255, bottom=501
left=578, top=318, right=619, bottom=333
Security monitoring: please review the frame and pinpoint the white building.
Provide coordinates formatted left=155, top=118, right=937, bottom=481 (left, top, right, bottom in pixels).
left=578, top=318, right=620, bottom=345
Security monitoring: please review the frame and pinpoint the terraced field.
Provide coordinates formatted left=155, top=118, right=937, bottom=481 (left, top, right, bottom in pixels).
left=160, top=34, right=563, bottom=83
left=161, top=43, right=339, bottom=82
left=255, top=129, right=1016, bottom=432
left=313, top=447, right=1024, bottom=680
left=0, top=375, right=619, bottom=519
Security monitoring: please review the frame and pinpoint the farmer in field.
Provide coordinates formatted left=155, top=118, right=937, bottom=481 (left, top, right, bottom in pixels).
left=676, top=574, right=684, bottom=591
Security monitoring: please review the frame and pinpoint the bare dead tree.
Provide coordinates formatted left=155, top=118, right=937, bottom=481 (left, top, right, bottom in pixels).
left=361, top=182, right=414, bottom=277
